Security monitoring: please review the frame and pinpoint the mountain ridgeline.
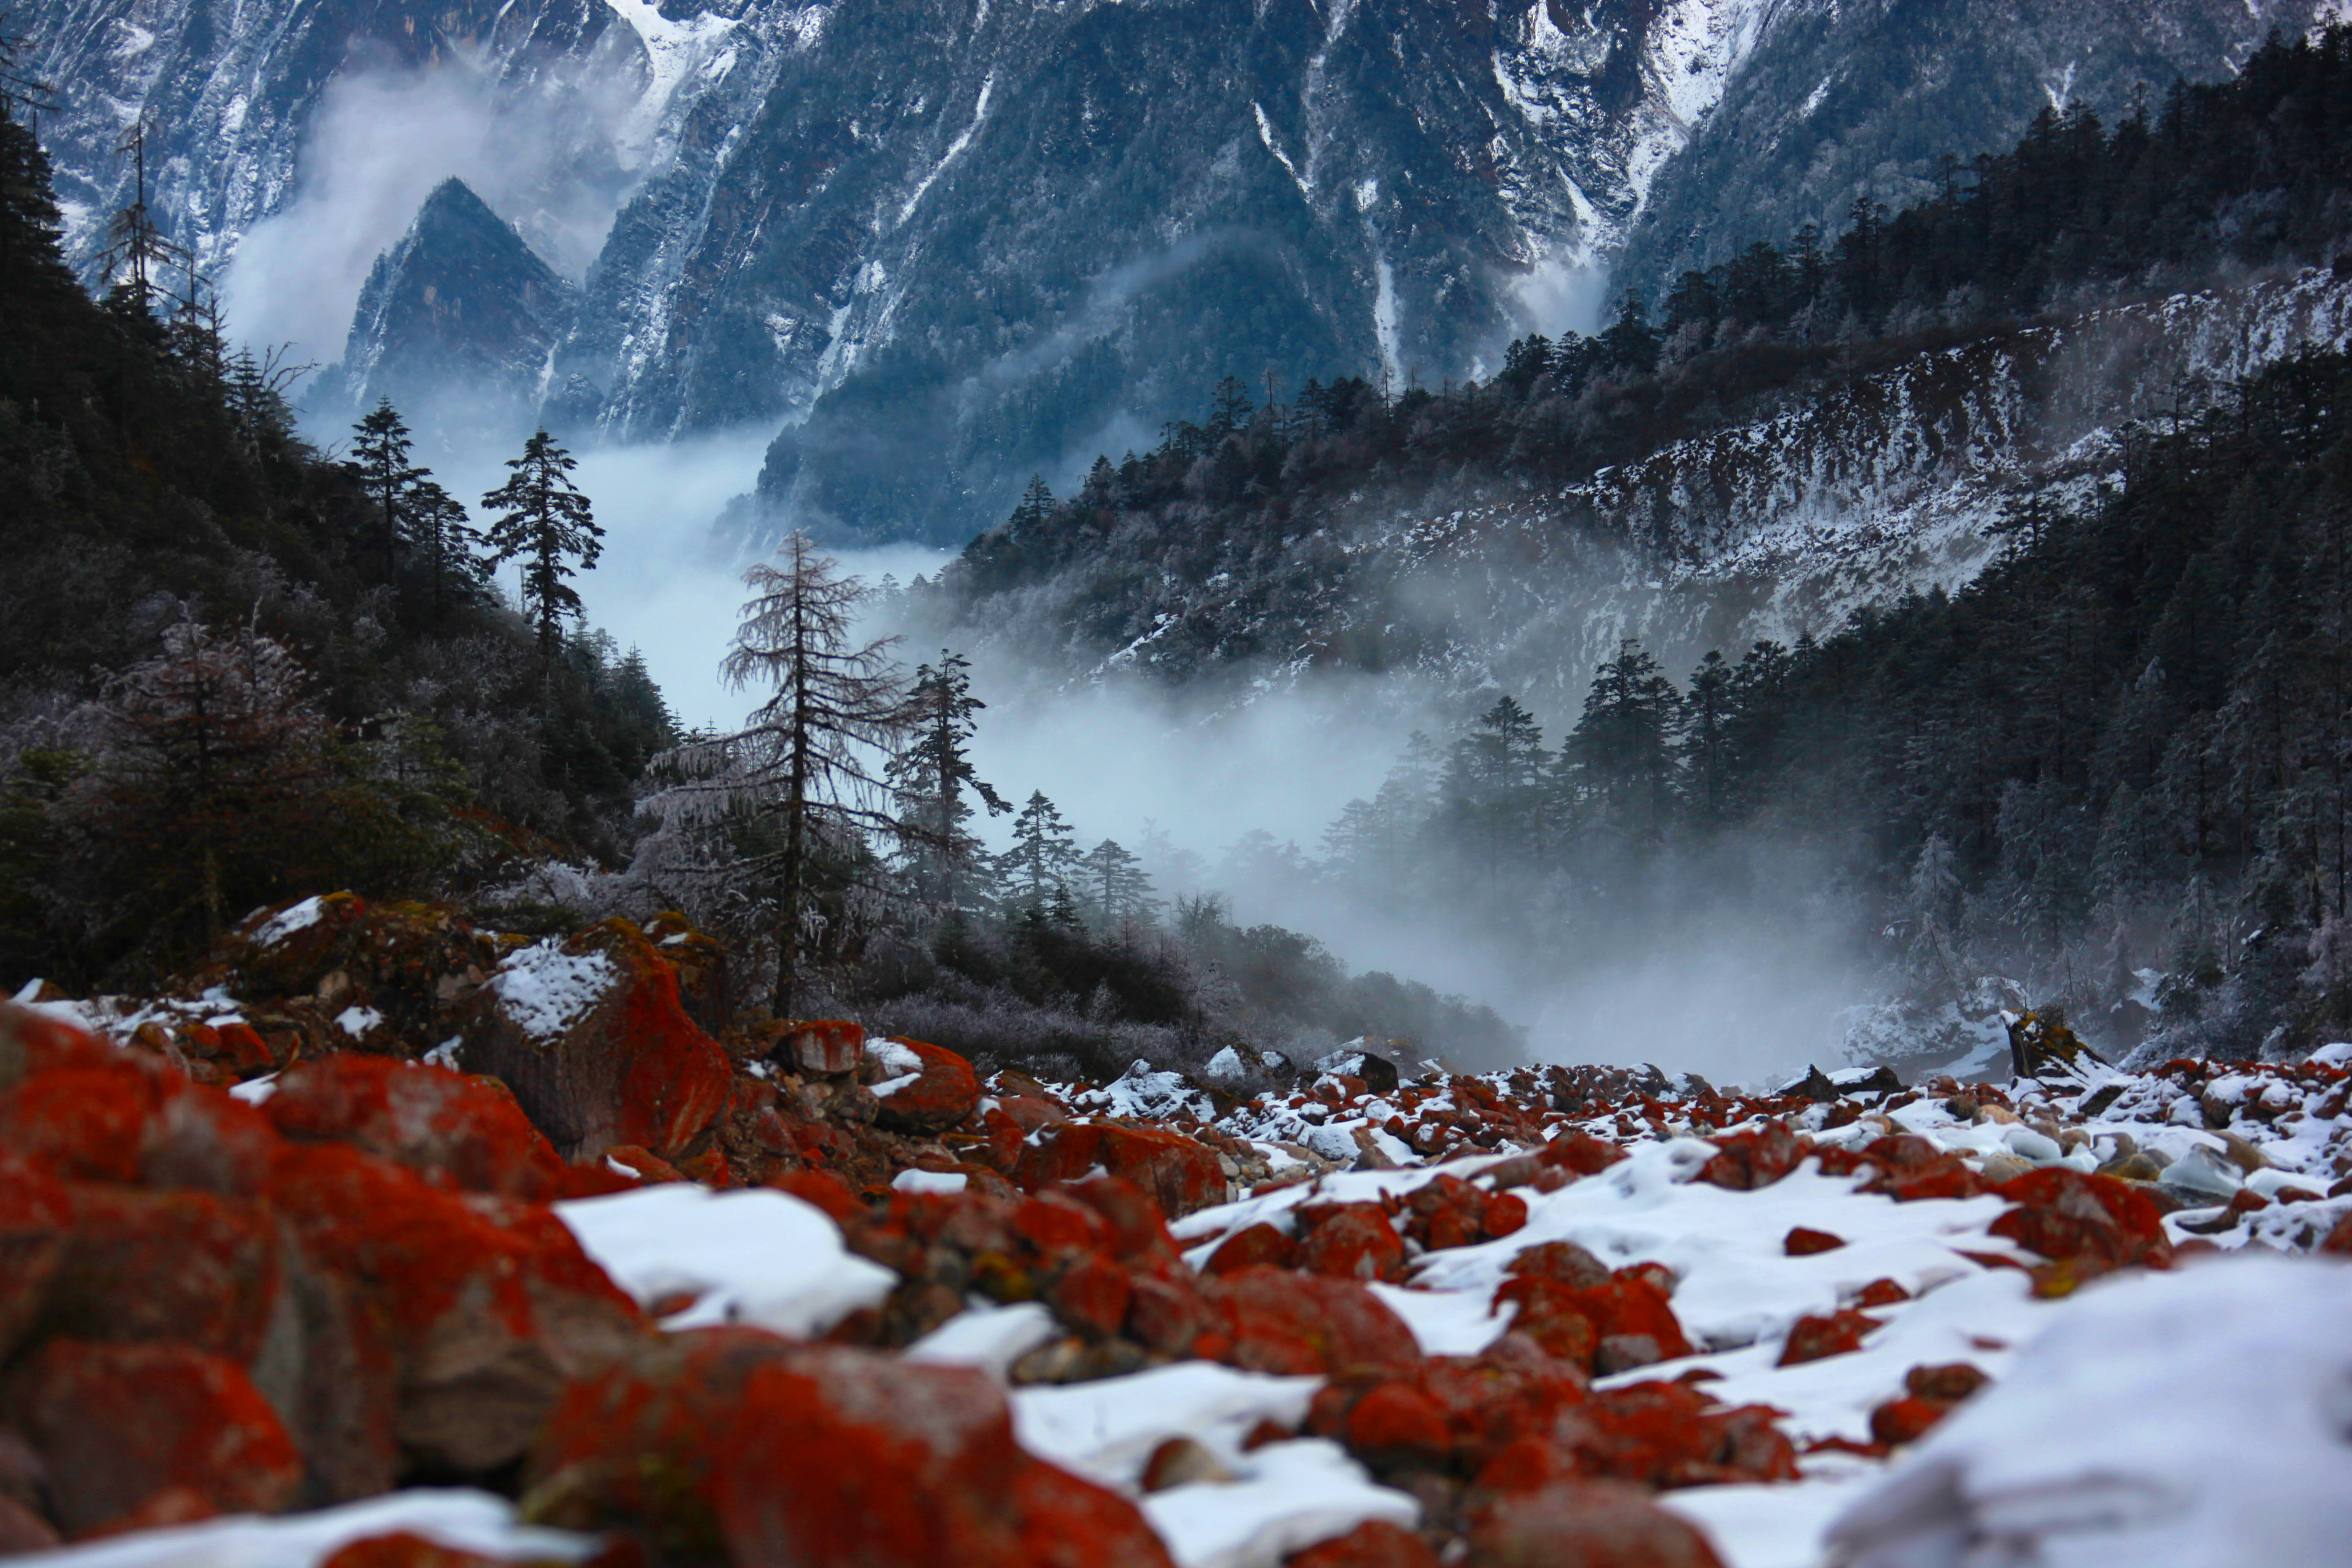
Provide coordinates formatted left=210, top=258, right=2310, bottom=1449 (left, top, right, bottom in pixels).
left=21, top=0, right=2337, bottom=544
left=908, top=26, right=2352, bottom=1065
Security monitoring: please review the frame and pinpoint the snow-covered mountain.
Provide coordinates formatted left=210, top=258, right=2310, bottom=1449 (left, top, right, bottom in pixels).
left=926, top=266, right=2352, bottom=716
left=21, top=0, right=2334, bottom=542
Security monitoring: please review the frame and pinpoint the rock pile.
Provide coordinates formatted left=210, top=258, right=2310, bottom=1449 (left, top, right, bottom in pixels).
left=7, top=895, right=2352, bottom=1567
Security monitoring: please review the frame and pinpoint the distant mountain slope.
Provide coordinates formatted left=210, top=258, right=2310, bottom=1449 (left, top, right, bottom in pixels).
left=1616, top=0, right=2335, bottom=293
left=318, top=177, right=578, bottom=437
left=26, top=0, right=2329, bottom=542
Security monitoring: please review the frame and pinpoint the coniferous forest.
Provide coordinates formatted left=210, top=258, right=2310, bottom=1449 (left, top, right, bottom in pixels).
left=922, top=27, right=2352, bottom=1067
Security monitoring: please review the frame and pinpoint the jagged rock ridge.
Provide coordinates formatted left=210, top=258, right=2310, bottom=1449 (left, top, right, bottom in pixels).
left=318, top=176, right=579, bottom=432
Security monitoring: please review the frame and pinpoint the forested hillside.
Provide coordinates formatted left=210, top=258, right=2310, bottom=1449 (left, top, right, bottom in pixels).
left=0, top=70, right=672, bottom=988
left=913, top=27, right=2352, bottom=1067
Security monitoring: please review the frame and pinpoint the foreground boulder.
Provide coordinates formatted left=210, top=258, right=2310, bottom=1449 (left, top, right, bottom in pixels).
left=462, top=920, right=731, bottom=1163
left=1016, top=1121, right=1228, bottom=1217
left=2, top=1338, right=302, bottom=1537
left=523, top=1328, right=1177, bottom=1568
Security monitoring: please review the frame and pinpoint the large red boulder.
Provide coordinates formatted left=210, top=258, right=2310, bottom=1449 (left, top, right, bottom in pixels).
left=1697, top=1120, right=1803, bottom=1190
left=523, top=1329, right=1176, bottom=1568
left=1297, top=1202, right=1409, bottom=1282
left=2, top=1338, right=302, bottom=1538
left=0, top=1154, right=70, bottom=1364
left=1464, top=1479, right=1725, bottom=1568
left=264, top=1055, right=564, bottom=1199
left=265, top=1142, right=642, bottom=1474
left=1989, top=1168, right=2173, bottom=1286
left=869, top=1038, right=981, bottom=1132
left=42, top=1186, right=284, bottom=1365
left=1286, top=1520, right=1444, bottom=1568
left=462, top=920, right=731, bottom=1162
left=1308, top=1344, right=1592, bottom=1476
left=1202, top=1266, right=1419, bottom=1375
left=0, top=1045, right=277, bottom=1194
left=1493, top=1273, right=1692, bottom=1375
left=1016, top=1121, right=1227, bottom=1217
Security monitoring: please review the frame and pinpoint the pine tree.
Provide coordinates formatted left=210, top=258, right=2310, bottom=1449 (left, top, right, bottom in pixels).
left=1001, top=791, right=1078, bottom=916
left=644, top=532, right=916, bottom=1013
left=886, top=650, right=1009, bottom=915
left=1082, top=838, right=1156, bottom=927
left=1441, top=694, right=1550, bottom=881
left=1681, top=650, right=1734, bottom=827
left=351, top=399, right=427, bottom=579
left=1561, top=640, right=1679, bottom=843
left=75, top=616, right=332, bottom=946
left=405, top=475, right=484, bottom=622
left=481, top=428, right=603, bottom=654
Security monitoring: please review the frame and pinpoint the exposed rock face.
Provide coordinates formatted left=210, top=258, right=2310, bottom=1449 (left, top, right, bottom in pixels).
left=522, top=1330, right=1179, bottom=1568
left=30, top=0, right=2321, bottom=541
left=461, top=919, right=732, bottom=1163
left=318, top=178, right=578, bottom=433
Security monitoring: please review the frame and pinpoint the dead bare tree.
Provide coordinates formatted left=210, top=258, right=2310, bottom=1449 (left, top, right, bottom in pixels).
left=644, top=532, right=915, bottom=1015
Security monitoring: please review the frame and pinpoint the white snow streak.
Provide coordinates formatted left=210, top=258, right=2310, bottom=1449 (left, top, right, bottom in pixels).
left=898, top=72, right=995, bottom=227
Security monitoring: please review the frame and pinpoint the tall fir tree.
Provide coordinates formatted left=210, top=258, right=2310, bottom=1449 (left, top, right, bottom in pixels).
left=482, top=428, right=603, bottom=654
left=351, top=398, right=426, bottom=579
left=886, top=650, right=1009, bottom=916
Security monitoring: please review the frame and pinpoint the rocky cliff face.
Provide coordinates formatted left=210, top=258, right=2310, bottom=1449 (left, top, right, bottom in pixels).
left=1616, top=0, right=2337, bottom=289
left=317, top=177, right=579, bottom=435
left=21, top=0, right=2340, bottom=544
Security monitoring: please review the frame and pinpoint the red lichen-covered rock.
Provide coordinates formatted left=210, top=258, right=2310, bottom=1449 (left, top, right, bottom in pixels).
left=1203, top=1267, right=1420, bottom=1376
left=1906, top=1362, right=1991, bottom=1403
left=1016, top=1122, right=1227, bottom=1218
left=869, top=1038, right=981, bottom=1133
left=1343, top=1382, right=1456, bottom=1467
left=1297, top=1203, right=1409, bottom=1282
left=1483, top=1191, right=1529, bottom=1239
left=1868, top=1396, right=1948, bottom=1447
left=776, top=1168, right=869, bottom=1227
left=0, top=1046, right=278, bottom=1195
left=264, top=1055, right=564, bottom=1199
left=1504, top=1240, right=1612, bottom=1291
left=1859, top=1136, right=1987, bottom=1202
left=42, top=1186, right=283, bottom=1365
left=2321, top=1209, right=2352, bottom=1255
left=1777, top=1310, right=1883, bottom=1367
left=1575, top=1380, right=1799, bottom=1489
left=464, top=921, right=731, bottom=1163
left=1493, top=1273, right=1692, bottom=1375
left=523, top=1329, right=1176, bottom=1568
left=265, top=1142, right=642, bottom=1475
left=0, top=1154, right=71, bottom=1364
left=1308, top=1341, right=1592, bottom=1478
left=1697, top=1120, right=1803, bottom=1190
left=1464, top=1479, right=1726, bottom=1568
left=1285, top=1520, right=1443, bottom=1568
left=1854, top=1278, right=1911, bottom=1308
left=1404, top=1175, right=1491, bottom=1251
left=1784, top=1227, right=1845, bottom=1256
left=1206, top=1222, right=1298, bottom=1275
left=1989, top=1168, right=2173, bottom=1280
left=318, top=1535, right=514, bottom=1568
left=1539, top=1131, right=1628, bottom=1176
left=1049, top=1252, right=1133, bottom=1339
left=787, top=1020, right=867, bottom=1076
left=2, top=1338, right=302, bottom=1538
